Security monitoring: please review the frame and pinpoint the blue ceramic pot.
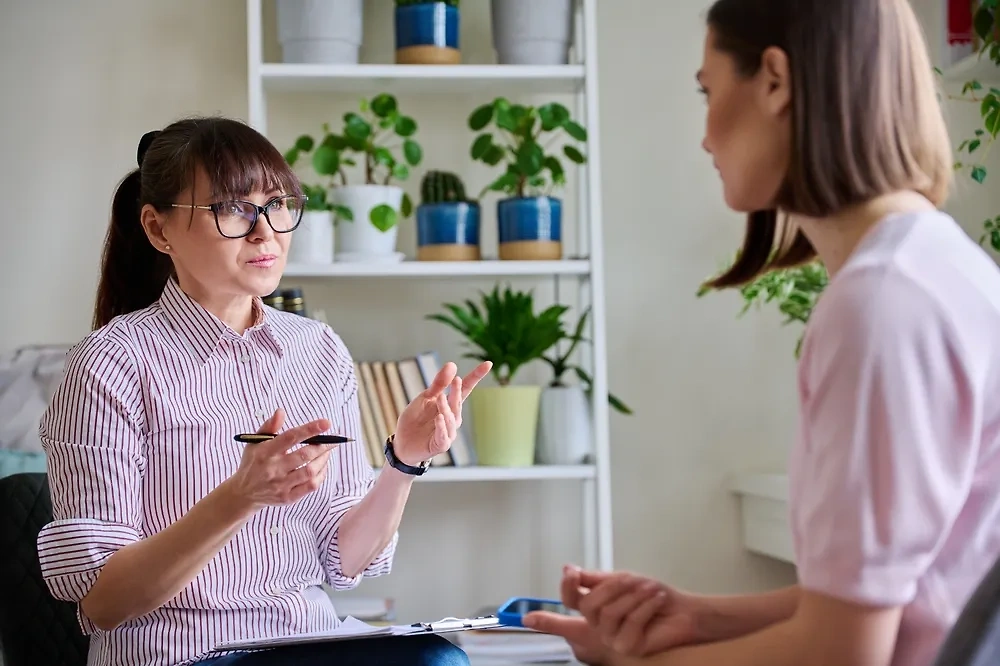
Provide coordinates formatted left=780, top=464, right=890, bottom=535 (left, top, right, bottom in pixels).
left=395, top=3, right=460, bottom=64
left=497, top=197, right=563, bottom=260
left=416, top=202, right=481, bottom=261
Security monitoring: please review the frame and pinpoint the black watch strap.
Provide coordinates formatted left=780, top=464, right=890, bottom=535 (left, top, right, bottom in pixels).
left=383, top=434, right=429, bottom=476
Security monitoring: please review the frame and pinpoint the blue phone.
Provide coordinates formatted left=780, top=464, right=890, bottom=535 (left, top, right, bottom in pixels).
left=497, top=596, right=573, bottom=627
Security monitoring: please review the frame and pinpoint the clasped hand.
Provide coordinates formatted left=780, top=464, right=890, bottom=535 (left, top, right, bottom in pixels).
left=524, top=566, right=706, bottom=665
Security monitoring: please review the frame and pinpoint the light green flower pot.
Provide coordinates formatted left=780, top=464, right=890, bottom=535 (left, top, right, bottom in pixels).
left=469, top=385, right=542, bottom=466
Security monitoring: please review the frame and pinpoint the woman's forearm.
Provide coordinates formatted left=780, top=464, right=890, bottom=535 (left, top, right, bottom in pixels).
left=694, top=585, right=801, bottom=642
left=336, top=465, right=415, bottom=578
left=80, top=480, right=255, bottom=631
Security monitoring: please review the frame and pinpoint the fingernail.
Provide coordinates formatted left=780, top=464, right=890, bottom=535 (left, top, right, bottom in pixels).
left=522, top=614, right=536, bottom=628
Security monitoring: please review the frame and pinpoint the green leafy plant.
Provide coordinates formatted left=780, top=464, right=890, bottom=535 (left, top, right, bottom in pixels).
left=396, top=0, right=458, bottom=5
left=420, top=170, right=470, bottom=204
left=284, top=92, right=422, bottom=231
left=943, top=2, right=1000, bottom=251
left=697, top=259, right=829, bottom=358
left=542, top=306, right=633, bottom=414
left=467, top=98, right=587, bottom=199
left=426, top=284, right=566, bottom=386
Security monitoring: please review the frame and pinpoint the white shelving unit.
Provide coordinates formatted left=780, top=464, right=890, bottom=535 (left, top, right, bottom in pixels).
left=244, top=0, right=614, bottom=592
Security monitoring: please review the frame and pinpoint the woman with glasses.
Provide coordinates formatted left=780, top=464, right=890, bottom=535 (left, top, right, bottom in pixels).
left=35, top=117, right=488, bottom=666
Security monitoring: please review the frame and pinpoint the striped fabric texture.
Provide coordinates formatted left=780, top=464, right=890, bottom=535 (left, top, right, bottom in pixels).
left=36, top=278, right=394, bottom=665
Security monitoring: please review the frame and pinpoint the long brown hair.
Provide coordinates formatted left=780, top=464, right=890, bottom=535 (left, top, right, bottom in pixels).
left=701, top=0, right=953, bottom=289
left=94, top=117, right=301, bottom=329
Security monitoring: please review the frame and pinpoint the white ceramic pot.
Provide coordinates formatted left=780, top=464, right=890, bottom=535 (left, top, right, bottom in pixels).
left=490, top=0, right=574, bottom=65
left=331, top=185, right=403, bottom=260
left=535, top=385, right=593, bottom=465
left=276, top=0, right=364, bottom=64
left=286, top=210, right=334, bottom=264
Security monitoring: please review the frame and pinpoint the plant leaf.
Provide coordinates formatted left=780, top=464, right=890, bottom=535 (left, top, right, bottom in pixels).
left=395, top=115, right=418, bottom=137
left=369, top=204, right=398, bottom=231
left=468, top=104, right=494, bottom=131
left=371, top=93, right=398, bottom=118
left=312, top=145, right=340, bottom=176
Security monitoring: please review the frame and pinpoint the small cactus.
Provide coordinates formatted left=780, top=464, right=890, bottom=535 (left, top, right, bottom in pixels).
left=421, top=170, right=468, bottom=204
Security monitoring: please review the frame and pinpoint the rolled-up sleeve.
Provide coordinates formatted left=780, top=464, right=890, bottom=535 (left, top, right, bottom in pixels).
left=36, top=334, right=146, bottom=633
left=315, top=329, right=397, bottom=590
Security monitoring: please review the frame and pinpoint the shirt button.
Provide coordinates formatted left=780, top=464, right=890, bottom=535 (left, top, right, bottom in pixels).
left=270, top=526, right=280, bottom=536
left=240, top=354, right=250, bottom=363
left=255, top=409, right=266, bottom=420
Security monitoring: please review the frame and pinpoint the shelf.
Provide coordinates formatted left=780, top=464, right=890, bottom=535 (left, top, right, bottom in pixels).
left=281, top=259, right=591, bottom=278
left=258, top=63, right=587, bottom=95
left=382, top=464, right=596, bottom=482
left=942, top=52, right=1000, bottom=86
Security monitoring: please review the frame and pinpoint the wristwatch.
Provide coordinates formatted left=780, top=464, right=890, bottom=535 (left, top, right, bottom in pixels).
left=383, top=434, right=430, bottom=476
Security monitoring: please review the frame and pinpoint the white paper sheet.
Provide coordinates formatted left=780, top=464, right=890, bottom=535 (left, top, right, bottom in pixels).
left=212, top=615, right=502, bottom=652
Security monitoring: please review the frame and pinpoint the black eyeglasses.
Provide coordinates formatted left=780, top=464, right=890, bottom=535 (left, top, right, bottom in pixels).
left=168, top=194, right=307, bottom=239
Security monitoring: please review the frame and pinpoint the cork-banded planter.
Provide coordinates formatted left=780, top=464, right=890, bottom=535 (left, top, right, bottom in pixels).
left=497, top=196, right=562, bottom=261
left=395, top=1, right=461, bottom=65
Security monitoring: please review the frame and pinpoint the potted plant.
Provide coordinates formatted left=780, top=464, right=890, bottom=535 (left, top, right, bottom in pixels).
left=535, top=306, right=632, bottom=464
left=468, top=97, right=587, bottom=260
left=490, top=0, right=574, bottom=65
left=285, top=93, right=422, bottom=261
left=426, top=285, right=565, bottom=466
left=284, top=183, right=336, bottom=265
left=276, top=0, right=363, bottom=64
left=416, top=170, right=480, bottom=261
left=394, top=0, right=461, bottom=64
left=697, top=258, right=828, bottom=357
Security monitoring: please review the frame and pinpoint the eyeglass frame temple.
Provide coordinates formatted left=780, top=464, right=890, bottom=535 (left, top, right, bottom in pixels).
left=165, top=194, right=306, bottom=239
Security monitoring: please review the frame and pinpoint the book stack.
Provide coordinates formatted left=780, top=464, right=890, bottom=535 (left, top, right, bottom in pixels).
left=355, top=350, right=477, bottom=469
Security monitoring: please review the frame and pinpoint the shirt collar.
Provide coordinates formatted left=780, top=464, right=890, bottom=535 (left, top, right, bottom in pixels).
left=157, top=278, right=285, bottom=365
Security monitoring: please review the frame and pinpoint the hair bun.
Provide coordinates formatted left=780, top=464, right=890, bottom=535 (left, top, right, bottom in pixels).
left=137, top=130, right=160, bottom=167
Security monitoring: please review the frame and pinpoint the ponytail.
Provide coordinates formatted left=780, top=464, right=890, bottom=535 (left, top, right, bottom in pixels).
left=92, top=168, right=172, bottom=330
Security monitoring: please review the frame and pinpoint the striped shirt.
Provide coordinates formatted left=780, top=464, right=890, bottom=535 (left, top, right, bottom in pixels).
left=36, top=277, right=395, bottom=666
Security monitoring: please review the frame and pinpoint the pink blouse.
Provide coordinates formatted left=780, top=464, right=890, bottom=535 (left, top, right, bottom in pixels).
left=790, top=210, right=1000, bottom=665
left=36, top=277, right=394, bottom=666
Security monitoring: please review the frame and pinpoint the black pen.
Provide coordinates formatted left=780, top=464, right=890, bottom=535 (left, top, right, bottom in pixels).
left=234, top=433, right=354, bottom=445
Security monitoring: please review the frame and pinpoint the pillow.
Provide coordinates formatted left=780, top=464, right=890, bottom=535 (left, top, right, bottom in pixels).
left=0, top=450, right=47, bottom=478
left=0, top=345, right=70, bottom=452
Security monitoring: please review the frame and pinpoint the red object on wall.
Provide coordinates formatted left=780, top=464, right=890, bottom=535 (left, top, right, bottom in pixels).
left=949, top=0, right=974, bottom=44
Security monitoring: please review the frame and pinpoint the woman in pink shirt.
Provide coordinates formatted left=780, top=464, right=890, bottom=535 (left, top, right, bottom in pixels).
left=37, top=117, right=489, bottom=666
left=526, top=0, right=1000, bottom=665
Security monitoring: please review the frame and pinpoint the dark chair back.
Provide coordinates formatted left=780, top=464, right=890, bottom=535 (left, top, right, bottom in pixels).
left=0, top=472, right=89, bottom=666
left=933, top=550, right=1000, bottom=665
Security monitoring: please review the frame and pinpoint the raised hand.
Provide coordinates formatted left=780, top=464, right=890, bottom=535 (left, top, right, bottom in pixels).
left=225, top=408, right=338, bottom=510
left=392, top=360, right=492, bottom=466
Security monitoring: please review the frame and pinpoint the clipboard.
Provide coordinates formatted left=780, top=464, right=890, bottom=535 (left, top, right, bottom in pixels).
left=210, top=614, right=502, bottom=653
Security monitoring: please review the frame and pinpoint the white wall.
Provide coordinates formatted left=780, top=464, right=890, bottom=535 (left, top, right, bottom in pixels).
left=2, top=0, right=996, bottom=624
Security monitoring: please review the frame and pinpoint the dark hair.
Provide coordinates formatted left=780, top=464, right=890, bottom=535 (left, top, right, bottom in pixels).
left=701, top=0, right=952, bottom=289
left=93, top=116, right=302, bottom=329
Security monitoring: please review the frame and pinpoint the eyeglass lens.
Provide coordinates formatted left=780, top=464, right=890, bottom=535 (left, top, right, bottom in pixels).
left=216, top=196, right=304, bottom=238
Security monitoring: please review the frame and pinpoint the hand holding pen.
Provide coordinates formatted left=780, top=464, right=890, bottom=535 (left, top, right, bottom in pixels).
left=223, top=408, right=339, bottom=511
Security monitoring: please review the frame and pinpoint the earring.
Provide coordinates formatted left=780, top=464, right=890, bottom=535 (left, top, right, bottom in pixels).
left=164, top=244, right=171, bottom=251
